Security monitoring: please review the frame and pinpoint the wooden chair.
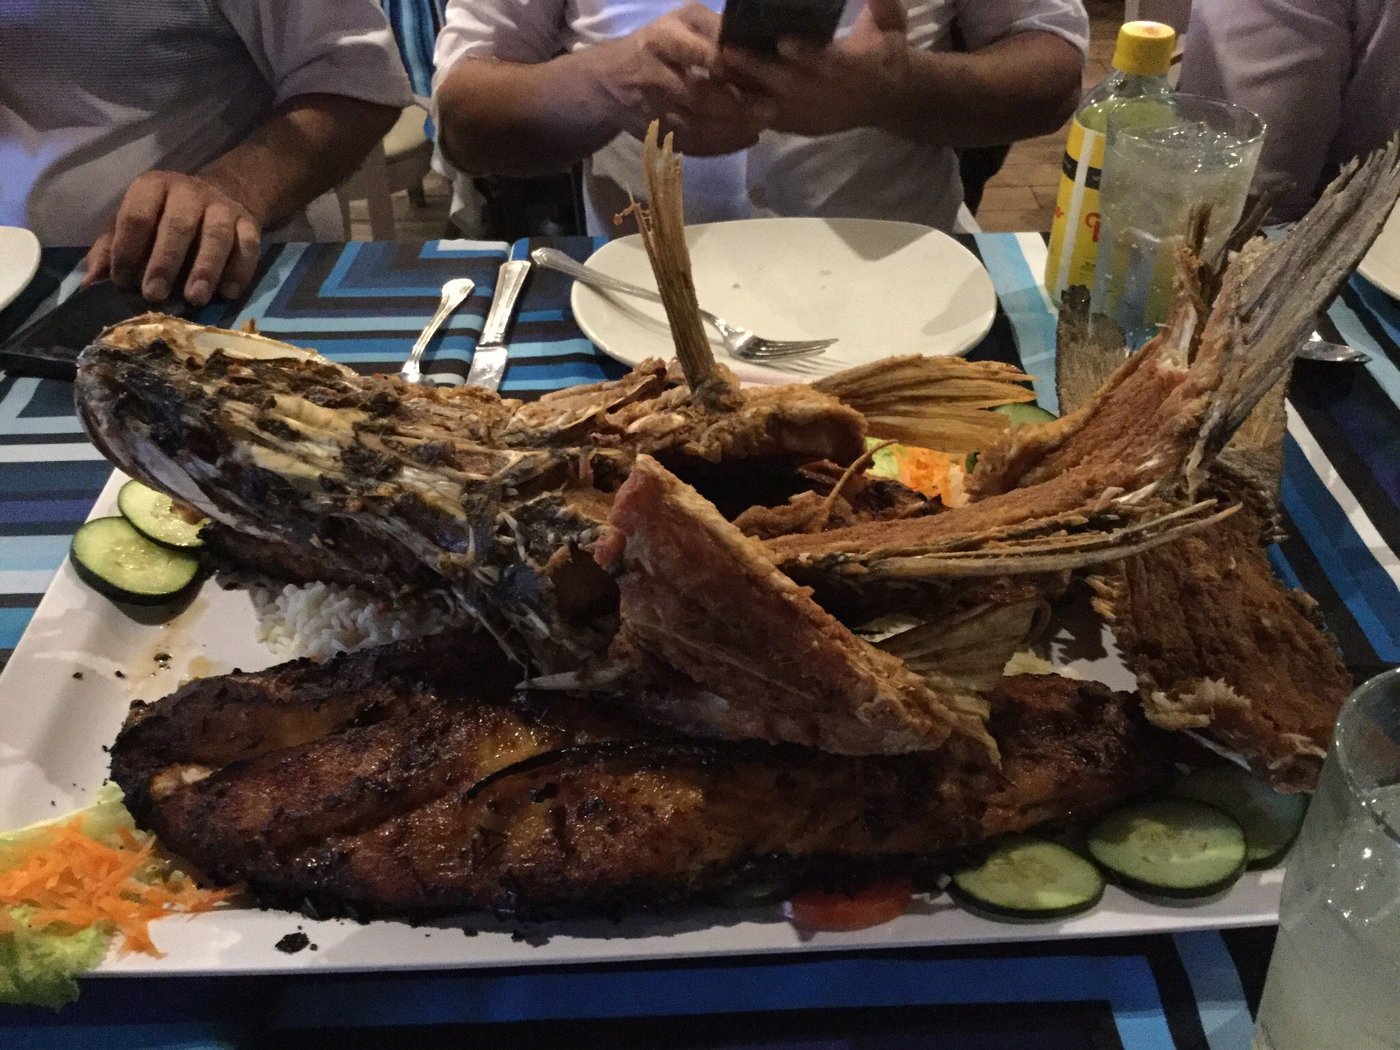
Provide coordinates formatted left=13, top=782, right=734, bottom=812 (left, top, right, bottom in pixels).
left=335, top=104, right=434, bottom=240
left=334, top=0, right=443, bottom=239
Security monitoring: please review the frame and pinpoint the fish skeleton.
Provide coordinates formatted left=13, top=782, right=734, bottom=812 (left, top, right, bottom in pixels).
left=79, top=132, right=1400, bottom=779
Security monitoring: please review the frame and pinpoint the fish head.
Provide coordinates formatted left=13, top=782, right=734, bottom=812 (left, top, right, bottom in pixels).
left=75, top=314, right=348, bottom=523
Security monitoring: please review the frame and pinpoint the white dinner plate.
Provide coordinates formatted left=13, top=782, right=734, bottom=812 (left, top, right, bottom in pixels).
left=0, top=226, right=42, bottom=313
left=0, top=470, right=1282, bottom=977
left=1358, top=200, right=1400, bottom=301
left=572, top=218, right=997, bottom=385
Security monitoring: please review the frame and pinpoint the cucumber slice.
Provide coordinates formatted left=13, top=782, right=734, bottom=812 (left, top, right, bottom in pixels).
left=1170, top=765, right=1309, bottom=869
left=950, top=835, right=1104, bottom=922
left=117, top=480, right=208, bottom=550
left=993, top=402, right=1058, bottom=427
left=71, top=517, right=203, bottom=606
left=1088, top=799, right=1246, bottom=899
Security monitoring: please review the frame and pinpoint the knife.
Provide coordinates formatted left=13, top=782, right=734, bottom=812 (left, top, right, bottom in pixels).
left=0, top=281, right=188, bottom=381
left=465, top=259, right=530, bottom=391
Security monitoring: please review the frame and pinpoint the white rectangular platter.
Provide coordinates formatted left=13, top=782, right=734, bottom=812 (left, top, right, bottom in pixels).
left=0, top=471, right=1280, bottom=977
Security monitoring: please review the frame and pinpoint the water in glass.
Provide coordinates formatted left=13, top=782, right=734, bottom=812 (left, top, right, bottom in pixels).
left=1253, top=671, right=1400, bottom=1050
left=1091, top=97, right=1264, bottom=348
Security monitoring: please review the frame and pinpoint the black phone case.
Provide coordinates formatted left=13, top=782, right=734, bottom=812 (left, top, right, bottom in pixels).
left=0, top=282, right=187, bottom=382
left=719, top=0, right=845, bottom=57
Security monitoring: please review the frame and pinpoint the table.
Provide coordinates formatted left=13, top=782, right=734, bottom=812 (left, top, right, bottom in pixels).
left=1, top=234, right=1396, bottom=1050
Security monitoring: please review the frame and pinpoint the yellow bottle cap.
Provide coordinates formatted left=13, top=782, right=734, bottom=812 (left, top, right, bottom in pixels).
left=1112, top=21, right=1177, bottom=77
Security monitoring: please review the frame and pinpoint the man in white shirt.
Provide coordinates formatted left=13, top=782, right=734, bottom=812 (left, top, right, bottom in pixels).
left=432, top=0, right=1087, bottom=235
left=0, top=1, right=414, bottom=305
left=1178, top=0, right=1400, bottom=222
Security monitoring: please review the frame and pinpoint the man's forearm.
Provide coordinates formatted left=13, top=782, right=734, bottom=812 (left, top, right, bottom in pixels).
left=875, top=32, right=1082, bottom=147
left=198, top=94, right=401, bottom=227
left=437, top=51, right=626, bottom=177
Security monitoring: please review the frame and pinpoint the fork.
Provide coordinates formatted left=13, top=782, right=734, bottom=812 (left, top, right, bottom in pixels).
left=1299, top=333, right=1370, bottom=364
left=530, top=247, right=835, bottom=364
left=398, top=277, right=475, bottom=384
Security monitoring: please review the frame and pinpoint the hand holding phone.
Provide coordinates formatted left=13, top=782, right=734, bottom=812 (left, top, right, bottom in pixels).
left=718, top=0, right=845, bottom=58
left=593, top=4, right=770, bottom=155
left=714, top=0, right=909, bottom=138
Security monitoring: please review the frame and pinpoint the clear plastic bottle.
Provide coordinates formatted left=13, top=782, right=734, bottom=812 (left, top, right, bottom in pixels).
left=1043, top=21, right=1176, bottom=307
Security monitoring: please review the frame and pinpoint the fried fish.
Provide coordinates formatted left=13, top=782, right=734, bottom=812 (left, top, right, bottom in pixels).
left=109, top=631, right=1173, bottom=918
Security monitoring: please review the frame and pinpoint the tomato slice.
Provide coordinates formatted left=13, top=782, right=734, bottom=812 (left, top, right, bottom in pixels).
left=783, top=879, right=913, bottom=931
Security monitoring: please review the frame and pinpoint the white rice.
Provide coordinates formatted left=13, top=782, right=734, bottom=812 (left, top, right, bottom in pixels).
left=251, top=581, right=469, bottom=662
left=1002, top=649, right=1087, bottom=680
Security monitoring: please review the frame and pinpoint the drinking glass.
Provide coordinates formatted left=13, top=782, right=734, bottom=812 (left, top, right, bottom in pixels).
left=1090, top=94, right=1265, bottom=348
left=1253, top=669, right=1400, bottom=1050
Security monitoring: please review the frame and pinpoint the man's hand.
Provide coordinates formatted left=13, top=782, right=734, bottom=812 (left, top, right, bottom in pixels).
left=83, top=170, right=262, bottom=306
left=718, top=0, right=910, bottom=137
left=436, top=4, right=776, bottom=177
left=590, top=3, right=773, bottom=155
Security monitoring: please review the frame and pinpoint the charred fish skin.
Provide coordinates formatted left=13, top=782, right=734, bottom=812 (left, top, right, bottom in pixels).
left=73, top=318, right=927, bottom=669
left=108, top=625, right=1173, bottom=919
left=108, top=628, right=527, bottom=817
left=76, top=326, right=621, bottom=670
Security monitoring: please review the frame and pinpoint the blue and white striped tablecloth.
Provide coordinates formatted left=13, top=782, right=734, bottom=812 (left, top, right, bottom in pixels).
left=0, top=234, right=1395, bottom=1049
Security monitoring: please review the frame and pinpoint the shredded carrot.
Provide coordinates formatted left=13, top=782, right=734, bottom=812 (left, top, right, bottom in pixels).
left=0, top=819, right=232, bottom=957
left=892, top=446, right=966, bottom=506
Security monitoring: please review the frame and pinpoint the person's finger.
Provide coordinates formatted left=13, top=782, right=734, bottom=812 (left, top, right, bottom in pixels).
left=716, top=47, right=795, bottom=98
left=775, top=37, right=830, bottom=69
left=183, top=204, right=237, bottom=305
left=108, top=176, right=168, bottom=289
left=647, top=19, right=719, bottom=71
left=862, top=0, right=907, bottom=34
left=688, top=76, right=775, bottom=127
left=81, top=229, right=115, bottom=288
left=140, top=183, right=205, bottom=302
left=219, top=217, right=260, bottom=301
left=666, top=90, right=763, bottom=147
left=640, top=58, right=698, bottom=117
left=731, top=84, right=778, bottom=127
left=664, top=111, right=759, bottom=156
left=673, top=2, right=722, bottom=36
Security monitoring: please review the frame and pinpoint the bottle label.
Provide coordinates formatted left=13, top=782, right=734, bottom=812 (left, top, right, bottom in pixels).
left=1044, top=119, right=1106, bottom=306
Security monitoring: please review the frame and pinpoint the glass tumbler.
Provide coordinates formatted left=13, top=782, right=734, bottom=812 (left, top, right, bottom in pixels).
left=1090, top=94, right=1264, bottom=348
left=1253, top=668, right=1400, bottom=1050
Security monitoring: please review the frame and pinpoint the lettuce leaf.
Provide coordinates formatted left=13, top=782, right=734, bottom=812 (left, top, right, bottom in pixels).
left=865, top=436, right=902, bottom=481
left=0, top=783, right=134, bottom=860
left=0, top=908, right=110, bottom=1009
left=0, top=784, right=132, bottom=1008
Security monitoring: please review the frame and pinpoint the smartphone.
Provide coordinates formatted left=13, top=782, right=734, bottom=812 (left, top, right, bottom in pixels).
left=0, top=281, right=188, bottom=382
left=718, top=0, right=846, bottom=58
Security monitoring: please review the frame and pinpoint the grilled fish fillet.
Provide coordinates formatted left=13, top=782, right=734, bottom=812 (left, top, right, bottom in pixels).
left=109, top=632, right=1173, bottom=918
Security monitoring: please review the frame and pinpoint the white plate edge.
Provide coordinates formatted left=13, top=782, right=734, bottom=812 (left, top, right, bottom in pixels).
left=1357, top=201, right=1400, bottom=301
left=0, top=226, right=42, bottom=313
left=572, top=218, right=997, bottom=384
